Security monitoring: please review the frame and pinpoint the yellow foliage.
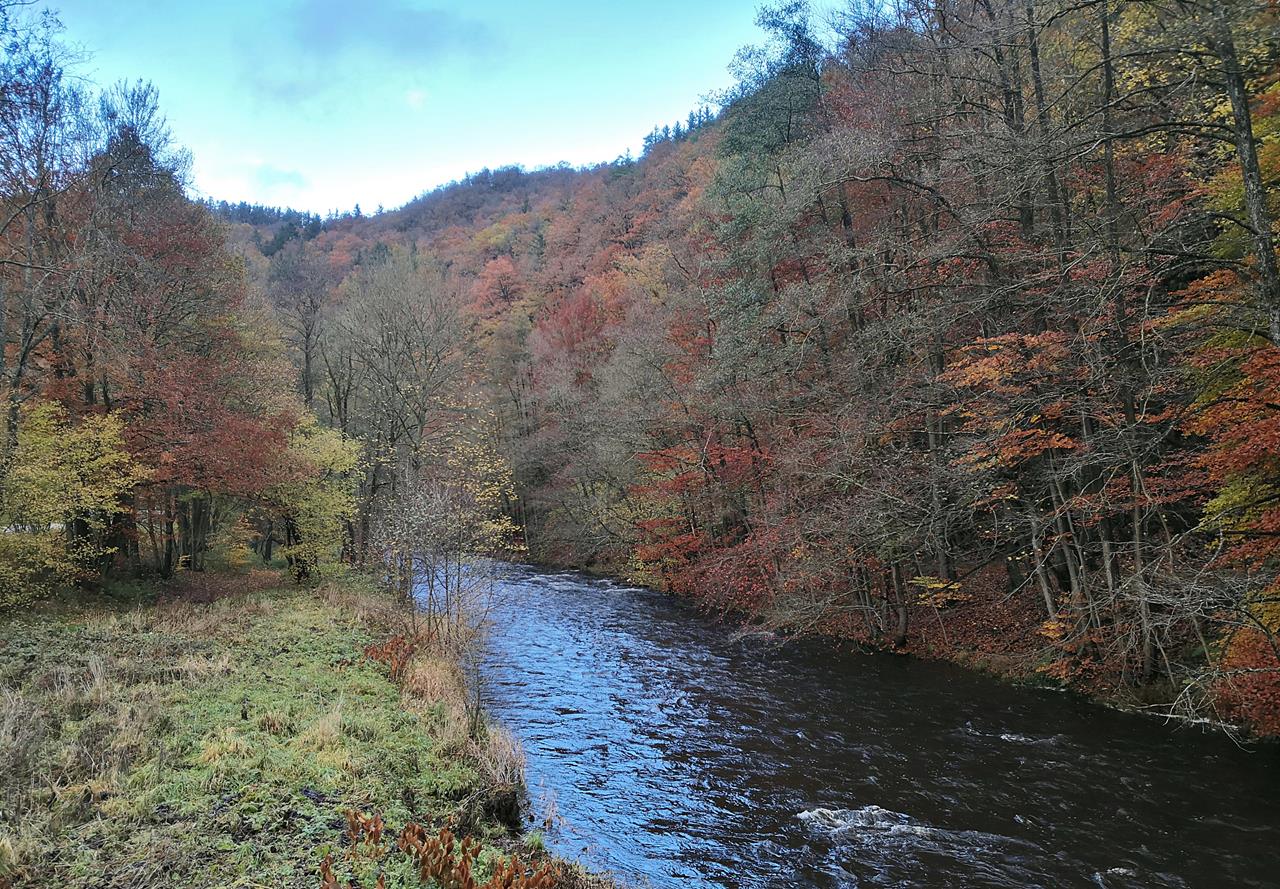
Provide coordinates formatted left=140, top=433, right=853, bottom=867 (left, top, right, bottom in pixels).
left=209, top=515, right=258, bottom=570
left=431, top=436, right=523, bottom=557
left=0, top=402, right=148, bottom=608
left=1039, top=617, right=1070, bottom=642
left=909, top=576, right=970, bottom=607
left=271, top=416, right=360, bottom=576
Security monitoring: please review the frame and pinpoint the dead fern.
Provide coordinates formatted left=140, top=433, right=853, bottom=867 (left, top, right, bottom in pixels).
left=363, top=635, right=416, bottom=682
left=320, top=818, right=556, bottom=889
left=319, top=852, right=340, bottom=889
left=344, top=809, right=387, bottom=854
left=397, top=823, right=556, bottom=889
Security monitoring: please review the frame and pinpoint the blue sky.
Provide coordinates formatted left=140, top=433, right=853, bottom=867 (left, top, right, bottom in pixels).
left=40, top=1, right=769, bottom=214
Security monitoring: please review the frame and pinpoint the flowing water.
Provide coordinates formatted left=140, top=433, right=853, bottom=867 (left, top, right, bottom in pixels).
left=477, top=565, right=1280, bottom=888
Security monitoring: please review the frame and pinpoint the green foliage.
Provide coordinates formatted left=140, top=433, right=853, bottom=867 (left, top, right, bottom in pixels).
left=0, top=402, right=147, bottom=608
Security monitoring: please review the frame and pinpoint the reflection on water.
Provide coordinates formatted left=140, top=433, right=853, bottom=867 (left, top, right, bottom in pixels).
left=477, top=565, right=1280, bottom=888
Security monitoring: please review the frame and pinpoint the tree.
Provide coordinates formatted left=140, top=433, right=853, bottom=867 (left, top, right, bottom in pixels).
left=372, top=434, right=520, bottom=653
left=322, top=247, right=469, bottom=558
left=0, top=402, right=145, bottom=605
left=266, top=416, right=359, bottom=579
left=268, top=240, right=334, bottom=407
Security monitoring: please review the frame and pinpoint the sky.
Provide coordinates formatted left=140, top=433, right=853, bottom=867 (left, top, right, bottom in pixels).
left=37, top=0, right=769, bottom=214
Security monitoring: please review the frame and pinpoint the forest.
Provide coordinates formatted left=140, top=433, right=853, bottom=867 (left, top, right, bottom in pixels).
left=2, top=0, right=1280, bottom=748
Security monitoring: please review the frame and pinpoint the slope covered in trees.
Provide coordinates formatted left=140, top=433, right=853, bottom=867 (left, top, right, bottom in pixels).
left=236, top=0, right=1280, bottom=733
left=0, top=5, right=515, bottom=616
left=5, top=1, right=1280, bottom=737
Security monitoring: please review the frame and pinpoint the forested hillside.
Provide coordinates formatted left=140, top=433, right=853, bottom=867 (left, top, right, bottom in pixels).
left=236, top=0, right=1280, bottom=730
left=5, top=1, right=1280, bottom=735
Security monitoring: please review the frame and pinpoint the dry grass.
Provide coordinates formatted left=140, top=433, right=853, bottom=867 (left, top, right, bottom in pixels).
left=472, top=724, right=526, bottom=788
left=0, top=690, right=45, bottom=812
left=317, top=575, right=404, bottom=632
left=0, top=636, right=181, bottom=886
left=256, top=708, right=294, bottom=736
left=296, top=702, right=345, bottom=752
left=175, top=651, right=233, bottom=678
left=197, top=726, right=253, bottom=764
left=403, top=656, right=469, bottom=712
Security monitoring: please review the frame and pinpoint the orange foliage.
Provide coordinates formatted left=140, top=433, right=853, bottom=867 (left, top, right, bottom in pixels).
left=364, top=635, right=417, bottom=683
left=1215, top=629, right=1280, bottom=736
left=397, top=824, right=556, bottom=889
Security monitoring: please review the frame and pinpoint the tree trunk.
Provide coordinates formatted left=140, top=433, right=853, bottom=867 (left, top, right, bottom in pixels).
left=1210, top=4, right=1280, bottom=341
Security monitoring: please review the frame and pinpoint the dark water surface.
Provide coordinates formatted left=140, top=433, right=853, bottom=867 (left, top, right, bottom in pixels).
left=478, top=565, right=1280, bottom=888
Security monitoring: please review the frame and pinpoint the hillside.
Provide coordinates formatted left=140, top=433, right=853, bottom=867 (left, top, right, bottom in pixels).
left=219, top=3, right=1280, bottom=729
left=0, top=0, right=1278, bottom=743
left=6, top=2, right=1280, bottom=886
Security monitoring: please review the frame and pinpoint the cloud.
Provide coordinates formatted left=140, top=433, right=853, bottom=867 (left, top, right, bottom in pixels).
left=242, top=75, right=322, bottom=106
left=405, top=88, right=428, bottom=110
left=291, top=0, right=496, bottom=63
left=253, top=163, right=308, bottom=191
left=241, top=2, right=497, bottom=105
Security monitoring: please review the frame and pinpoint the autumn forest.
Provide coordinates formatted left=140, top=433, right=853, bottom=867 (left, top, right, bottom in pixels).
left=256, top=0, right=1280, bottom=735
left=6, top=0, right=1280, bottom=885
left=4, top=0, right=1280, bottom=747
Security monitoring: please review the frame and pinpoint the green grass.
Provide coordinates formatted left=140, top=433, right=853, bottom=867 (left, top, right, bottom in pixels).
left=0, top=573, right=527, bottom=888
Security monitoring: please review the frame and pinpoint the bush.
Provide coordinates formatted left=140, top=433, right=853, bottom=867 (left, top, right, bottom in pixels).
left=0, top=533, right=61, bottom=609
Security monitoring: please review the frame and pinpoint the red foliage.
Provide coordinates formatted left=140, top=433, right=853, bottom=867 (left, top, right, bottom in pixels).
left=1215, top=629, right=1280, bottom=736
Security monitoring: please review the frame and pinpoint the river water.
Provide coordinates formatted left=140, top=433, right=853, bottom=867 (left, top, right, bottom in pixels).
left=477, top=565, right=1280, bottom=888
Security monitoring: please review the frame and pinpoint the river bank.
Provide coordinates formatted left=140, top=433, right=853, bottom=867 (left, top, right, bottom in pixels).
left=0, top=568, right=606, bottom=889
left=563, top=557, right=1261, bottom=738
left=818, top=563, right=1274, bottom=738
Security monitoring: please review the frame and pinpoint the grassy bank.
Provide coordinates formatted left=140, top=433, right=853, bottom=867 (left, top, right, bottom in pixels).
left=0, top=569, right=591, bottom=889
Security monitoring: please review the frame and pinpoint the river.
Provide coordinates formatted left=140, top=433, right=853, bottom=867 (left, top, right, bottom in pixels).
left=476, top=565, right=1280, bottom=888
